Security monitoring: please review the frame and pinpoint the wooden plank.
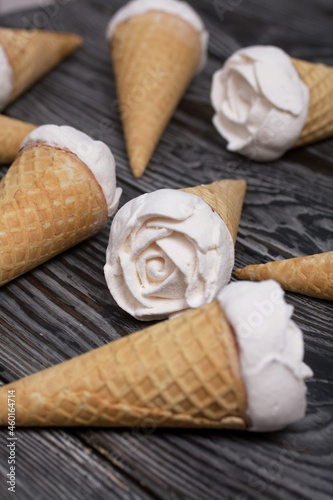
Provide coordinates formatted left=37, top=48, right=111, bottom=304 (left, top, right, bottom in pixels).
left=78, top=421, right=333, bottom=500
left=0, top=428, right=155, bottom=500
left=0, top=0, right=333, bottom=499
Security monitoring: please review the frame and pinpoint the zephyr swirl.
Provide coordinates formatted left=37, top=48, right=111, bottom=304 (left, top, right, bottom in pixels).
left=211, top=45, right=309, bottom=161
left=104, top=189, right=234, bottom=320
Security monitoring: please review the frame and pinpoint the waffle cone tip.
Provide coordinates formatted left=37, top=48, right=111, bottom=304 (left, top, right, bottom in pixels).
left=0, top=114, right=37, bottom=164
left=0, top=28, right=83, bottom=107
left=129, top=148, right=149, bottom=178
left=62, top=32, right=83, bottom=50
left=235, top=251, right=333, bottom=300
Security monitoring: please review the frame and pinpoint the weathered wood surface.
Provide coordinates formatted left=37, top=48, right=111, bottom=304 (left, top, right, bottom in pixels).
left=0, top=0, right=333, bottom=499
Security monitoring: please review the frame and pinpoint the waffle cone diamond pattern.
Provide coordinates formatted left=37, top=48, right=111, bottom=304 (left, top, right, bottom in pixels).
left=292, top=57, right=333, bottom=147
left=111, top=11, right=202, bottom=177
left=235, top=251, right=333, bottom=300
left=182, top=179, right=246, bottom=244
left=0, top=145, right=108, bottom=286
left=0, top=28, right=82, bottom=104
left=0, top=301, right=249, bottom=428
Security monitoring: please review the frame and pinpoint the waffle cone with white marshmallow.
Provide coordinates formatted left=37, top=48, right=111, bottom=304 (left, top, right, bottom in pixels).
left=0, top=144, right=108, bottom=287
left=235, top=251, right=333, bottom=300
left=0, top=114, right=36, bottom=164
left=0, top=300, right=249, bottom=428
left=181, top=179, right=247, bottom=244
left=0, top=28, right=82, bottom=105
left=291, top=58, right=333, bottom=147
left=110, top=11, right=202, bottom=177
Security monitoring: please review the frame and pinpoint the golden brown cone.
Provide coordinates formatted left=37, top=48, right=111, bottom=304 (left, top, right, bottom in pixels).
left=110, top=11, right=202, bottom=177
left=0, top=114, right=37, bottom=164
left=0, top=144, right=108, bottom=286
left=291, top=57, right=333, bottom=147
left=0, top=301, right=249, bottom=428
left=235, top=251, right=333, bottom=300
left=181, top=179, right=247, bottom=244
left=0, top=28, right=82, bottom=105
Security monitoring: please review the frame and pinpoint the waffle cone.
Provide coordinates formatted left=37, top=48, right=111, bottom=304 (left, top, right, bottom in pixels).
left=0, top=28, right=82, bottom=105
left=110, top=11, right=202, bottom=178
left=181, top=179, right=247, bottom=244
left=291, top=57, right=333, bottom=147
left=235, top=251, right=333, bottom=300
left=0, top=114, right=36, bottom=164
left=0, top=301, right=249, bottom=428
left=0, top=144, right=108, bottom=286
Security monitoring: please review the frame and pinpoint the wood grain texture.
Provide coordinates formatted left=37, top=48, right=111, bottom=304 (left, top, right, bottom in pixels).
left=0, top=0, right=333, bottom=499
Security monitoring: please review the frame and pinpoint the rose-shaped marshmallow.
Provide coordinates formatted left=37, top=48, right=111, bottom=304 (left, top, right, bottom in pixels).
left=211, top=45, right=310, bottom=161
left=104, top=189, right=234, bottom=320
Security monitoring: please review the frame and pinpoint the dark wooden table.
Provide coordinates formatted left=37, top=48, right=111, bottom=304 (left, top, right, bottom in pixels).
left=0, top=0, right=332, bottom=499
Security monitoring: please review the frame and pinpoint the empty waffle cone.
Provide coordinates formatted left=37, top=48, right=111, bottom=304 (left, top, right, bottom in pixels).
left=110, top=11, right=202, bottom=177
left=0, top=143, right=108, bottom=286
left=235, top=251, right=333, bottom=300
left=181, top=179, right=247, bottom=244
left=0, top=114, right=36, bottom=164
left=0, top=300, right=249, bottom=428
left=291, top=58, right=333, bottom=147
left=0, top=28, right=82, bottom=106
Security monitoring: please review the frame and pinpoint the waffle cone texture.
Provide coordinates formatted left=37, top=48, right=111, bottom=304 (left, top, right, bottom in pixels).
left=0, top=28, right=82, bottom=106
left=0, top=300, right=249, bottom=428
left=291, top=57, right=333, bottom=147
left=235, top=251, right=333, bottom=300
left=181, top=179, right=247, bottom=245
left=0, top=144, right=108, bottom=286
left=0, top=114, right=36, bottom=164
left=110, top=11, right=202, bottom=178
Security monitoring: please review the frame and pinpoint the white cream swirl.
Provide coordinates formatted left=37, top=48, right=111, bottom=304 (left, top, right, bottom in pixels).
left=219, top=280, right=313, bottom=432
left=211, top=46, right=310, bottom=161
left=0, top=45, right=13, bottom=111
left=21, top=125, right=122, bottom=216
left=104, top=189, right=234, bottom=320
left=106, top=0, right=209, bottom=72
